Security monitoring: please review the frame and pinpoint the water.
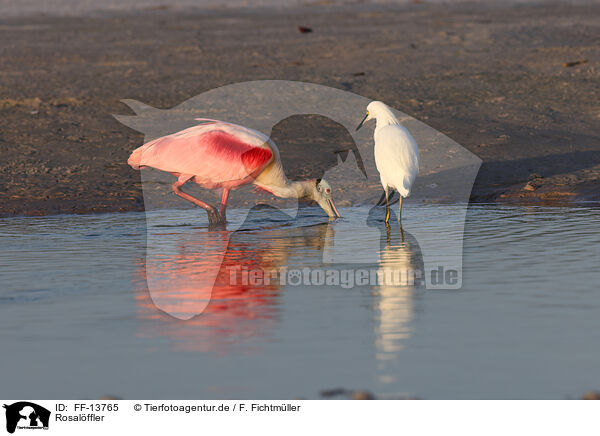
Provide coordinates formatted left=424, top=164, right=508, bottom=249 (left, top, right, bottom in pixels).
left=0, top=205, right=599, bottom=399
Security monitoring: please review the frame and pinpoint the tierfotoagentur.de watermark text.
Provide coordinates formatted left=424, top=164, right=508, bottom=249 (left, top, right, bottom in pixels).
left=228, top=265, right=460, bottom=288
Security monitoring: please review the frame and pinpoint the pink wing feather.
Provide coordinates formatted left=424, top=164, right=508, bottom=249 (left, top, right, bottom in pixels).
left=128, top=120, right=274, bottom=188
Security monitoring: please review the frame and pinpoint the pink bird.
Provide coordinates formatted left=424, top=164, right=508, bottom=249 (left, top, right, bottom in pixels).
left=127, top=119, right=341, bottom=225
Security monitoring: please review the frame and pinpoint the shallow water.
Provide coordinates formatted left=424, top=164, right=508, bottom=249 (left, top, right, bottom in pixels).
left=1, top=204, right=599, bottom=399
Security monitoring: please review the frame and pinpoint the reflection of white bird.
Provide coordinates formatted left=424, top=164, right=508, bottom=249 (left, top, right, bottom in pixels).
left=356, top=101, right=420, bottom=225
left=368, top=207, right=424, bottom=366
left=375, top=241, right=416, bottom=360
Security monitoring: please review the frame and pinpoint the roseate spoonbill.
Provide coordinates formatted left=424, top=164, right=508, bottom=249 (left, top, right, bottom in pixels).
left=127, top=119, right=341, bottom=225
left=356, top=101, right=420, bottom=225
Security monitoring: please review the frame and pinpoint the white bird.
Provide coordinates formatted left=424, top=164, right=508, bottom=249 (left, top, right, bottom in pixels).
left=356, top=101, right=420, bottom=226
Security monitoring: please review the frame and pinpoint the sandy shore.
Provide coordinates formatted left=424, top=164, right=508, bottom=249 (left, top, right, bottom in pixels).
left=0, top=2, right=598, bottom=216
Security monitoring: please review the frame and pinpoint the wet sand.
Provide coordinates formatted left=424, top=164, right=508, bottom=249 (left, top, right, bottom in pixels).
left=0, top=2, right=599, bottom=216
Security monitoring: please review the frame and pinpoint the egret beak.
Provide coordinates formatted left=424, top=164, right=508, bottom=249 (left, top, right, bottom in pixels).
left=328, top=199, right=341, bottom=218
left=355, top=113, right=368, bottom=131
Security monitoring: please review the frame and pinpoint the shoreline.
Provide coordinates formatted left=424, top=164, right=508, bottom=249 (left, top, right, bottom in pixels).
left=1, top=2, right=599, bottom=217
left=2, top=201, right=599, bottom=221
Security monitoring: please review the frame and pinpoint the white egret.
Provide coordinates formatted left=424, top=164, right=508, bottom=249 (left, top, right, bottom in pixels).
left=356, top=101, right=420, bottom=225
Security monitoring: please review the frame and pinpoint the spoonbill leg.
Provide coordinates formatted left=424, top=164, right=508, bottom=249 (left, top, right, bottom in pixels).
left=171, top=174, right=221, bottom=224
left=219, top=188, right=230, bottom=221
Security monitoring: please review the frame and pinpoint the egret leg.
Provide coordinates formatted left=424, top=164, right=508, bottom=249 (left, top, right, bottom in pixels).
left=375, top=191, right=387, bottom=207
left=219, top=188, right=230, bottom=222
left=172, top=175, right=221, bottom=224
left=384, top=190, right=391, bottom=224
left=398, top=196, right=403, bottom=225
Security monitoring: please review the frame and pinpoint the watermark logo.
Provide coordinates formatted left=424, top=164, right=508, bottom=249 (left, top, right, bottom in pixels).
left=116, top=80, right=481, bottom=320
left=3, top=402, right=50, bottom=434
left=228, top=266, right=425, bottom=288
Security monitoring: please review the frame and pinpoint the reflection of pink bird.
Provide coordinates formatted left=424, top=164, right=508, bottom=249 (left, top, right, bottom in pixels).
left=134, top=232, right=281, bottom=352
left=128, top=119, right=340, bottom=225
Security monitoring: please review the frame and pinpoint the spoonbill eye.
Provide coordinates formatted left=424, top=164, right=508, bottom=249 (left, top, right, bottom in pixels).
left=326, top=188, right=331, bottom=193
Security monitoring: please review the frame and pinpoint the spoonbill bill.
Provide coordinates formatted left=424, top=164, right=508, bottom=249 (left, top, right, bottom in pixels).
left=127, top=119, right=341, bottom=225
left=356, top=101, right=420, bottom=225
